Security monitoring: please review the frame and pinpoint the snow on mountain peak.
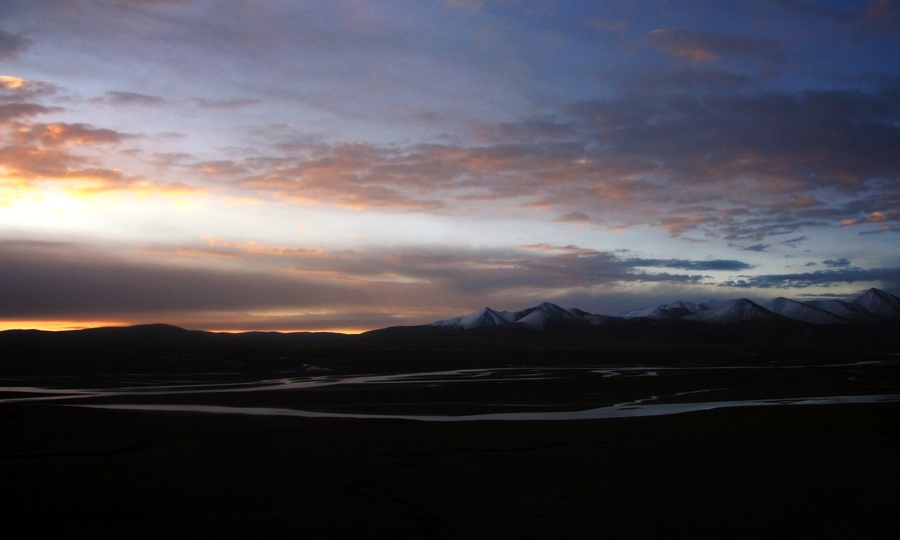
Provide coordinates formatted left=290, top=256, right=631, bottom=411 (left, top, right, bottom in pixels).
left=851, top=288, right=900, bottom=319
left=683, top=298, right=777, bottom=324
left=430, top=302, right=592, bottom=330
left=764, top=297, right=850, bottom=325
left=428, top=289, right=899, bottom=330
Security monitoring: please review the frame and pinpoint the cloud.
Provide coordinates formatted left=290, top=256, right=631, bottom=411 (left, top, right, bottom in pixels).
left=13, top=122, right=134, bottom=146
left=199, top=237, right=325, bottom=258
left=566, top=89, right=900, bottom=189
left=238, top=143, right=455, bottom=211
left=0, top=235, right=891, bottom=329
left=233, top=137, right=646, bottom=214
left=629, top=258, right=754, bottom=271
left=859, top=225, right=897, bottom=235
left=140, top=239, right=738, bottom=308
left=92, top=90, right=167, bottom=106
left=0, top=144, right=120, bottom=180
left=625, top=67, right=756, bottom=92
left=0, top=144, right=199, bottom=197
left=147, top=152, right=194, bottom=167
left=192, top=40, right=893, bottom=236
left=510, top=243, right=749, bottom=281
left=0, top=31, right=30, bottom=59
left=0, top=76, right=205, bottom=200
left=721, top=267, right=900, bottom=289
left=553, top=212, right=595, bottom=224
left=220, top=80, right=900, bottom=240
left=735, top=243, right=770, bottom=252
left=0, top=103, right=60, bottom=121
left=192, top=97, right=261, bottom=109
left=0, top=239, right=629, bottom=328
left=0, top=240, right=362, bottom=319
left=840, top=211, right=893, bottom=226
left=0, top=76, right=59, bottom=103
left=823, top=257, right=852, bottom=268
left=193, top=160, right=249, bottom=176
left=642, top=28, right=786, bottom=66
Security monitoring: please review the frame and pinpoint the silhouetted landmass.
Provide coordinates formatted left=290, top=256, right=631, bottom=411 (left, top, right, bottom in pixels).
left=0, top=315, right=895, bottom=379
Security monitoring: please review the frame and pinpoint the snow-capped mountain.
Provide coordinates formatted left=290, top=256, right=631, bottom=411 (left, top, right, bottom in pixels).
left=430, top=302, right=604, bottom=331
left=429, top=307, right=517, bottom=330
left=851, top=288, right=900, bottom=319
left=804, top=299, right=885, bottom=325
left=681, top=299, right=778, bottom=324
left=429, top=288, right=900, bottom=330
left=617, top=300, right=702, bottom=320
left=763, top=297, right=850, bottom=325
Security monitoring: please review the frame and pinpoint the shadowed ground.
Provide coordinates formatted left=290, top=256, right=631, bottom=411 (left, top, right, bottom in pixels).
left=1, top=334, right=898, bottom=538
left=2, top=402, right=898, bottom=539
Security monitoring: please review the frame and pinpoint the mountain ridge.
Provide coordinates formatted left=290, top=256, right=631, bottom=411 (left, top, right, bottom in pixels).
left=1, top=289, right=897, bottom=347
left=428, top=288, right=900, bottom=330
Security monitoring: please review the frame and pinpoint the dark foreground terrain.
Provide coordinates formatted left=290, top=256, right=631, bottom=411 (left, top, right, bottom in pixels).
left=1, top=326, right=899, bottom=538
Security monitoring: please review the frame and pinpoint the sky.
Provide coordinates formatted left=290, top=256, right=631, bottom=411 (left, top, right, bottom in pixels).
left=0, top=0, right=898, bottom=332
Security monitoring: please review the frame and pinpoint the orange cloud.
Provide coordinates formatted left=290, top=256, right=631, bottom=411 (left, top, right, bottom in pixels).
left=136, top=238, right=327, bottom=261
left=135, top=247, right=241, bottom=259
left=0, top=144, right=119, bottom=182
left=202, top=236, right=325, bottom=257
left=0, top=76, right=59, bottom=104
left=0, top=78, right=209, bottom=202
left=657, top=215, right=718, bottom=236
left=517, top=243, right=597, bottom=255
left=840, top=211, right=891, bottom=226
left=14, top=122, right=133, bottom=146
left=0, top=75, right=28, bottom=89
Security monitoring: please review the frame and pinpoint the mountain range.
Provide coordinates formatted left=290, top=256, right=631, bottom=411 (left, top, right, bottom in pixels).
left=1, top=289, right=897, bottom=353
left=429, top=288, right=900, bottom=331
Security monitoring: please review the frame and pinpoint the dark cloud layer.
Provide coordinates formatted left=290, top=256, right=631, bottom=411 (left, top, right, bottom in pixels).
left=630, top=259, right=754, bottom=271
left=0, top=102, right=59, bottom=121
left=0, top=240, right=756, bottom=325
left=4, top=238, right=895, bottom=328
left=722, top=267, right=900, bottom=289
left=93, top=91, right=167, bottom=106
left=0, top=241, right=363, bottom=319
left=0, top=30, right=29, bottom=59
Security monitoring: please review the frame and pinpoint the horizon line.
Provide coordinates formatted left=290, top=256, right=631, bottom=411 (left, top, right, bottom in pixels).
left=0, top=320, right=367, bottom=335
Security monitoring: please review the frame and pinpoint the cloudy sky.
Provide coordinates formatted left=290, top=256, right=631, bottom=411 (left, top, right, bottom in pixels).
left=0, top=0, right=898, bottom=331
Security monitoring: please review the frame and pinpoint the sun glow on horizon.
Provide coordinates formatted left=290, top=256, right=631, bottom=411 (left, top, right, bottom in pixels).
left=0, top=319, right=366, bottom=334
left=207, top=327, right=366, bottom=335
left=0, top=320, right=129, bottom=332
